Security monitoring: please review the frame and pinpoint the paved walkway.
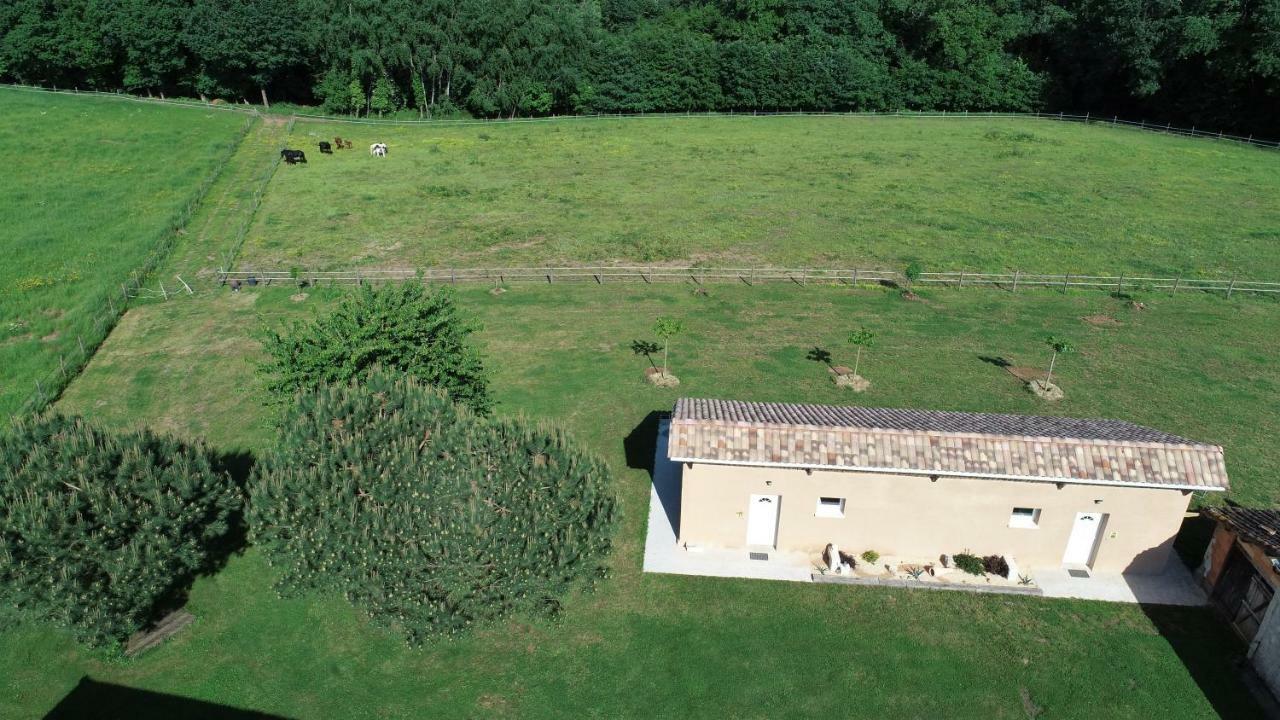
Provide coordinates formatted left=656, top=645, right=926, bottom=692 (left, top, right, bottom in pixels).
left=1033, top=562, right=1207, bottom=606
left=643, top=419, right=1210, bottom=605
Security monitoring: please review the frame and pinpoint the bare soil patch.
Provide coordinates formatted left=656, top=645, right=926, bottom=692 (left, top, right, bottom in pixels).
left=1005, top=366, right=1047, bottom=383
left=1081, top=314, right=1120, bottom=327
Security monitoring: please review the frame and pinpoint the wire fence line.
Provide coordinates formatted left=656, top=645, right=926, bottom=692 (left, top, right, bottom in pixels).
left=213, top=266, right=1280, bottom=297
left=219, top=116, right=296, bottom=272
left=4, top=81, right=1278, bottom=151
left=8, top=115, right=257, bottom=423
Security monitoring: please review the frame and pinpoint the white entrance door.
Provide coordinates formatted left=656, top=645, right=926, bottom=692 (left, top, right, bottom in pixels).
left=1062, top=512, right=1105, bottom=566
left=746, top=494, right=780, bottom=547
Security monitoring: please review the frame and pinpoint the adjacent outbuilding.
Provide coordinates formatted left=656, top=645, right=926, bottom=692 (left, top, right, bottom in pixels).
left=668, top=398, right=1228, bottom=575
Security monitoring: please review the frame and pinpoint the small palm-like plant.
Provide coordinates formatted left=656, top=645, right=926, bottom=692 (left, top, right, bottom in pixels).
left=653, top=317, right=684, bottom=376
left=848, top=327, right=875, bottom=377
left=1043, top=335, right=1074, bottom=386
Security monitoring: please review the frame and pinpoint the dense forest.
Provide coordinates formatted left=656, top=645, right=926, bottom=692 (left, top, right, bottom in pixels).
left=1, top=0, right=1277, bottom=135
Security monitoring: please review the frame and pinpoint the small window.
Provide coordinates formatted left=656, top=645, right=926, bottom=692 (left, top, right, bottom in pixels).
left=816, top=497, right=846, bottom=518
left=1009, top=507, right=1041, bottom=529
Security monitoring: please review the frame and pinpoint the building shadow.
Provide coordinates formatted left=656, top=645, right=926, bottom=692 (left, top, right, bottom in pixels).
left=624, top=412, right=681, bottom=538
left=1132, top=524, right=1272, bottom=719
left=623, top=411, right=666, bottom=479
left=45, top=676, right=291, bottom=720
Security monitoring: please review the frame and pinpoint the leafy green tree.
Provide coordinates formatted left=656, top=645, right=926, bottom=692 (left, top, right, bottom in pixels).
left=1043, top=335, right=1074, bottom=386
left=370, top=75, right=397, bottom=116
left=848, top=327, right=875, bottom=377
left=348, top=77, right=367, bottom=117
left=259, top=283, right=492, bottom=414
left=0, top=416, right=240, bottom=648
left=248, top=370, right=616, bottom=643
left=653, top=316, right=684, bottom=376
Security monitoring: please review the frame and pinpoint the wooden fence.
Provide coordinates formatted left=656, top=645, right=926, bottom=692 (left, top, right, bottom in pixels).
left=214, top=266, right=1280, bottom=297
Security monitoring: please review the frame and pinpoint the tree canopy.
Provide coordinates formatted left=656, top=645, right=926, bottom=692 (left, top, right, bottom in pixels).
left=247, top=370, right=616, bottom=643
left=0, top=415, right=241, bottom=647
left=258, top=283, right=492, bottom=415
left=1, top=0, right=1276, bottom=134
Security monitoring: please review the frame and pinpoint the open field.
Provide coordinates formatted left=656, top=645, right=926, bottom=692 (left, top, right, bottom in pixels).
left=0, top=88, right=249, bottom=417
left=7, top=283, right=1273, bottom=718
left=236, top=116, right=1280, bottom=276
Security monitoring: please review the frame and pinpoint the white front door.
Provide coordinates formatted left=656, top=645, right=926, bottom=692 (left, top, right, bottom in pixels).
left=1062, top=512, right=1105, bottom=566
left=746, top=494, right=780, bottom=547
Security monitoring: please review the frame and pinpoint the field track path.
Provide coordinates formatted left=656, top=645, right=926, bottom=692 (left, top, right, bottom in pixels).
left=162, top=118, right=289, bottom=286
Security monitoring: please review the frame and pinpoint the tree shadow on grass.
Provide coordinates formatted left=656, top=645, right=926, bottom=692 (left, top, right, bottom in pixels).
left=45, top=676, right=291, bottom=720
left=977, top=354, right=1012, bottom=368
left=143, top=448, right=257, bottom=632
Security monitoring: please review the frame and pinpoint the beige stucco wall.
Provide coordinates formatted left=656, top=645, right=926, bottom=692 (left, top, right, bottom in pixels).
left=677, top=462, right=1194, bottom=574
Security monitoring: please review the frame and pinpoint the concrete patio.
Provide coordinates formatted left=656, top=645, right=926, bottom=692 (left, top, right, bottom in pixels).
left=643, top=419, right=1209, bottom=606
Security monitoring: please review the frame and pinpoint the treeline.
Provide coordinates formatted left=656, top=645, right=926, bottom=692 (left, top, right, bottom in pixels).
left=1, top=0, right=1277, bottom=134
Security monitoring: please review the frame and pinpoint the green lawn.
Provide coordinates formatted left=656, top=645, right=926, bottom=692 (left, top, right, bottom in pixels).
left=0, top=88, right=250, bottom=417
left=15, top=283, right=1276, bottom=718
left=236, top=116, right=1280, bottom=277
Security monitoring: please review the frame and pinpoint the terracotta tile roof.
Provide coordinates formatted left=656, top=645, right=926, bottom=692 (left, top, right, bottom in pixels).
left=1207, top=507, right=1280, bottom=553
left=669, top=398, right=1229, bottom=491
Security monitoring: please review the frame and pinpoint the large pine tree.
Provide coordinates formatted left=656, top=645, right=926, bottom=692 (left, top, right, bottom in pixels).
left=248, top=370, right=615, bottom=643
left=0, top=416, right=241, bottom=647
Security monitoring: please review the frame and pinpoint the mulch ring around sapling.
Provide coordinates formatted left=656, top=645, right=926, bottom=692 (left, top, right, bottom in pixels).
left=645, top=366, right=680, bottom=387
left=829, top=366, right=870, bottom=392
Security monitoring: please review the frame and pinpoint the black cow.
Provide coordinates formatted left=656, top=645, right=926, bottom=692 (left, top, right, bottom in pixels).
left=281, top=149, right=307, bottom=164
left=318, top=141, right=333, bottom=154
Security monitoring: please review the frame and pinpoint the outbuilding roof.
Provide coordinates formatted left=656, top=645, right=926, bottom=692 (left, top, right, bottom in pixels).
left=669, top=398, right=1229, bottom=491
left=1206, top=507, right=1280, bottom=554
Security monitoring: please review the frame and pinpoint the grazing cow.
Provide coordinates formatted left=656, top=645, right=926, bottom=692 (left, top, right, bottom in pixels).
left=281, top=149, right=307, bottom=164
left=318, top=141, right=333, bottom=154
left=370, top=143, right=388, bottom=157
left=334, top=137, right=353, bottom=149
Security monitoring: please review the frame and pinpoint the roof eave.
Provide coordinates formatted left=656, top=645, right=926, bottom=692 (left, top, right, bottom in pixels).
left=668, top=455, right=1229, bottom=493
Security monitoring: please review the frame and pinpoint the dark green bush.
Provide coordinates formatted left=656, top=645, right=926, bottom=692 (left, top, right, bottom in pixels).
left=259, top=283, right=492, bottom=414
left=983, top=554, right=1010, bottom=578
left=247, top=370, right=616, bottom=643
left=953, top=552, right=985, bottom=576
left=0, top=416, right=241, bottom=647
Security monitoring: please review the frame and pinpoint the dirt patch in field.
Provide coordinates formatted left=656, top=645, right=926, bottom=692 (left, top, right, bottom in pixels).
left=290, top=293, right=309, bottom=302
left=41, top=331, right=60, bottom=343
left=1081, top=314, right=1120, bottom=327
left=1005, top=366, right=1047, bottom=383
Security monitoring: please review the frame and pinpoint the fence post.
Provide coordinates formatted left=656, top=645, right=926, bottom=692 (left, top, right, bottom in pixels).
left=1062, top=274, right=1070, bottom=293
left=1116, top=275, right=1124, bottom=293
left=851, top=268, right=858, bottom=287
left=1084, top=112, right=1089, bottom=123
left=1172, top=276, right=1181, bottom=292
left=1227, top=277, right=1237, bottom=298
left=958, top=270, right=964, bottom=288
left=1012, top=270, right=1020, bottom=292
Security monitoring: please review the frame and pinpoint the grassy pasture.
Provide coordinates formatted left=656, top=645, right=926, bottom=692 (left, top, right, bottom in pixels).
left=13, top=283, right=1275, bottom=718
left=0, top=88, right=249, bottom=417
left=237, top=116, right=1280, bottom=276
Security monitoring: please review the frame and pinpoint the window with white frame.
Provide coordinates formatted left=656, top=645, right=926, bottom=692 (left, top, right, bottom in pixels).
left=1009, top=507, right=1041, bottom=529
left=816, top=496, right=846, bottom=518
